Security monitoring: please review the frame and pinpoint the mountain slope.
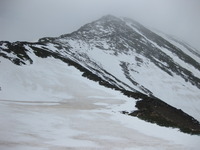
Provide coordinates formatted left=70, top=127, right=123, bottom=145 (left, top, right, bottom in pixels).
left=0, top=15, right=200, bottom=134
left=1, top=56, right=200, bottom=150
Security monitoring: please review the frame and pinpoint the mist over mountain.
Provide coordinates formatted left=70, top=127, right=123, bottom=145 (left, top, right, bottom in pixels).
left=0, top=15, right=200, bottom=149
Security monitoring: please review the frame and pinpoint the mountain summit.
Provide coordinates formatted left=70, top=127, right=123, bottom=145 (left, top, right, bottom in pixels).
left=1, top=15, right=200, bottom=134
left=38, top=15, right=200, bottom=91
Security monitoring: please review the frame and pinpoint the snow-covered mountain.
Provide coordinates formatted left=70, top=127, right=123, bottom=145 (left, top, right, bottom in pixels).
left=0, top=15, right=200, bottom=149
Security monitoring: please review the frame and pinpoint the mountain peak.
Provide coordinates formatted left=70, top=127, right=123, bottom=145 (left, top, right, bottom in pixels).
left=60, top=15, right=130, bottom=42
left=98, top=15, right=122, bottom=22
left=41, top=15, right=126, bottom=42
left=77, top=14, right=124, bottom=32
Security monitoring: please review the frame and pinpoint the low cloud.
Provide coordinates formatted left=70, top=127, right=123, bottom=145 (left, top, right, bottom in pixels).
left=0, top=0, right=199, bottom=49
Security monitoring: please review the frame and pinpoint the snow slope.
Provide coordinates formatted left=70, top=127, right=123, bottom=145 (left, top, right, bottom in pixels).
left=1, top=16, right=200, bottom=124
left=31, top=15, right=199, bottom=122
left=43, top=36, right=200, bottom=122
left=1, top=15, right=200, bottom=149
left=0, top=56, right=200, bottom=150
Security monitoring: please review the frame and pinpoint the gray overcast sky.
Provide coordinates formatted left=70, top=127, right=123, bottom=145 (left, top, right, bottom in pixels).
left=0, top=0, right=200, bottom=49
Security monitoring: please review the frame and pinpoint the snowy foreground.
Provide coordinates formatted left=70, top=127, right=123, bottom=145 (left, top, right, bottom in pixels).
left=0, top=57, right=200, bottom=150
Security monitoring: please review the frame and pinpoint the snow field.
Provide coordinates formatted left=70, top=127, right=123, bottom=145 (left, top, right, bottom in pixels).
left=0, top=56, right=200, bottom=150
